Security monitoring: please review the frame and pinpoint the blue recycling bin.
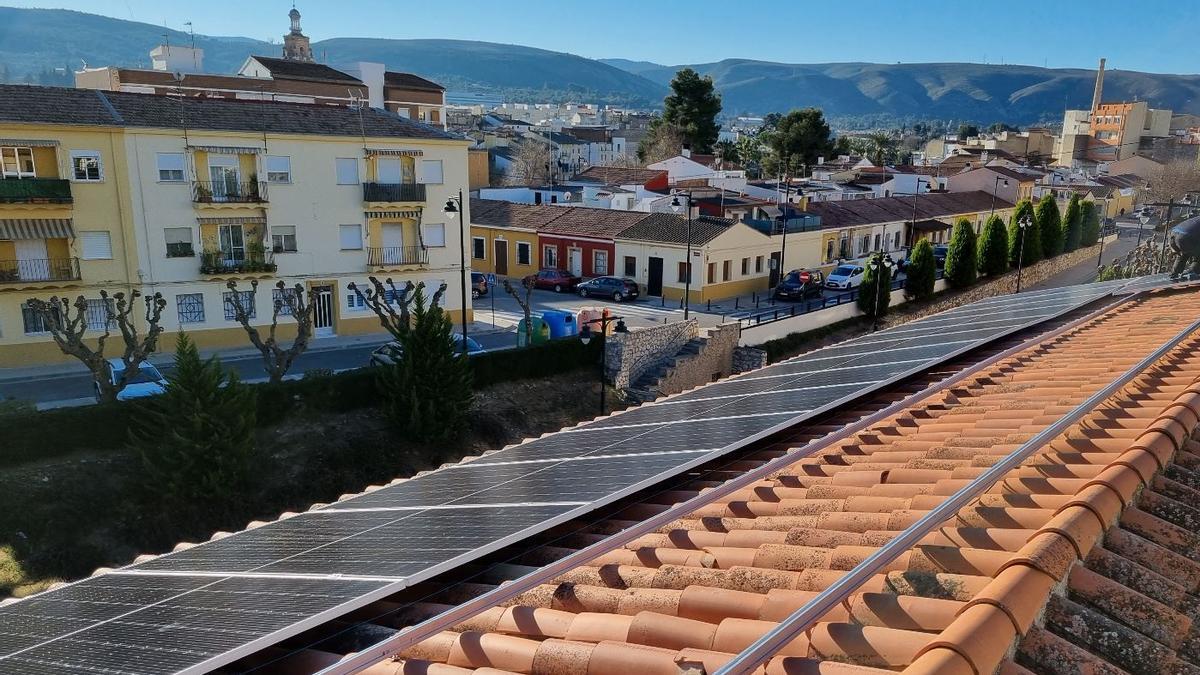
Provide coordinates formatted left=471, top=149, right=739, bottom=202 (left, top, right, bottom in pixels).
left=541, top=309, right=578, bottom=339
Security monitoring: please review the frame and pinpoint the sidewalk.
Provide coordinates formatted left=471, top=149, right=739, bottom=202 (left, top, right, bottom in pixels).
left=0, top=320, right=510, bottom=384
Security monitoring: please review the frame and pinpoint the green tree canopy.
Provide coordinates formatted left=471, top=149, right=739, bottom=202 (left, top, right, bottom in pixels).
left=1008, top=199, right=1041, bottom=267
left=1036, top=194, right=1064, bottom=258
left=957, top=123, right=980, bottom=139
left=977, top=214, right=1010, bottom=277
left=904, top=239, right=937, bottom=301
left=1062, top=193, right=1083, bottom=253
left=944, top=218, right=979, bottom=288
left=660, top=68, right=722, bottom=154
left=1080, top=201, right=1101, bottom=247
left=767, top=108, right=834, bottom=175
left=856, top=253, right=893, bottom=320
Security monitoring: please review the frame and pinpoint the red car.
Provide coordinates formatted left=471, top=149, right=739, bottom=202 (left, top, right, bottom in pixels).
left=526, top=268, right=582, bottom=292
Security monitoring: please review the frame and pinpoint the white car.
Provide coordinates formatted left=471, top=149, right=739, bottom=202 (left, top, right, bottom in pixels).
left=825, top=264, right=866, bottom=290
left=99, top=358, right=168, bottom=401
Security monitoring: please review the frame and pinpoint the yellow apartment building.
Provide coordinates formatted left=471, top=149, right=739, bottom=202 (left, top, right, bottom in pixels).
left=468, top=198, right=555, bottom=280
left=0, top=84, right=471, bottom=366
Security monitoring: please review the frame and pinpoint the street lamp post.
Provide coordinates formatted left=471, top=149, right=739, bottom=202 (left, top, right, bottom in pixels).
left=579, top=316, right=627, bottom=415
left=1014, top=214, right=1032, bottom=294
left=989, top=176, right=1009, bottom=219
left=442, top=191, right=469, bottom=356
left=867, top=254, right=895, bottom=332
left=1096, top=198, right=1110, bottom=268
left=670, top=193, right=693, bottom=319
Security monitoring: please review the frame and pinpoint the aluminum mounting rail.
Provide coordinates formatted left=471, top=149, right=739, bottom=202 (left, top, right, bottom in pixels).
left=713, top=299, right=1200, bottom=674
left=316, top=291, right=1143, bottom=675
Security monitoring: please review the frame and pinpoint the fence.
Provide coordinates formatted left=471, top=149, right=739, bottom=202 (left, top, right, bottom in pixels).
left=736, top=269, right=944, bottom=328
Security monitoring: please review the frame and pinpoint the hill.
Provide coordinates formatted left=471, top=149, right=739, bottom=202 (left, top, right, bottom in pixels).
left=2, top=7, right=1199, bottom=124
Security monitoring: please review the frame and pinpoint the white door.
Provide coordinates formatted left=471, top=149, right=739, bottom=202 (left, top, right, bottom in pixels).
left=14, top=239, right=49, bottom=281
left=568, top=248, right=583, bottom=277
left=377, top=159, right=402, bottom=184
left=312, top=285, right=335, bottom=337
left=381, top=223, right=404, bottom=264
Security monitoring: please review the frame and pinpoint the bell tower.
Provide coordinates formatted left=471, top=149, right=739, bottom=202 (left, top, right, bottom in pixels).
left=282, top=6, right=314, bottom=62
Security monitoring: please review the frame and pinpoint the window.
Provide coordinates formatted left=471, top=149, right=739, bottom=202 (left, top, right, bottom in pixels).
left=176, top=293, right=205, bottom=324
left=84, top=299, right=113, bottom=331
left=472, top=236, right=486, bottom=260
left=543, top=245, right=558, bottom=268
left=624, top=255, right=636, bottom=277
left=335, top=157, right=359, bottom=184
left=21, top=302, right=57, bottom=334
left=420, top=159, right=444, bottom=184
left=80, top=231, right=112, bottom=260
left=70, top=151, right=102, bottom=181
left=156, top=153, right=185, bottom=182
left=223, top=290, right=255, bottom=320
left=707, top=262, right=716, bottom=284
left=722, top=260, right=731, bottom=282
left=518, top=242, right=532, bottom=266
left=346, top=291, right=367, bottom=311
left=271, top=225, right=297, bottom=253
left=873, top=234, right=881, bottom=251
left=741, top=257, right=749, bottom=276
left=339, top=224, right=363, bottom=250
left=894, top=231, right=901, bottom=249
left=164, top=227, right=194, bottom=257
left=1, top=147, right=36, bottom=177
left=755, top=255, right=764, bottom=273
left=677, top=262, right=691, bottom=283
left=265, top=155, right=292, bottom=183
left=422, top=222, right=446, bottom=247
left=826, top=240, right=835, bottom=262
left=272, top=287, right=297, bottom=316
left=594, top=250, right=609, bottom=275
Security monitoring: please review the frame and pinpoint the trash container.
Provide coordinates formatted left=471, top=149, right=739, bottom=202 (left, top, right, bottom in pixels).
left=516, top=316, right=551, bottom=347
left=541, top=309, right=578, bottom=339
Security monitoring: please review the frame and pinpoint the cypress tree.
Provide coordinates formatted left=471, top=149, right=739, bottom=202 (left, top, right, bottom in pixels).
left=977, top=214, right=1009, bottom=277
left=904, top=239, right=937, bottom=301
left=378, top=284, right=473, bottom=444
left=1062, top=193, right=1083, bottom=253
left=856, top=252, right=892, bottom=319
left=1080, top=201, right=1101, bottom=247
left=132, top=333, right=258, bottom=514
left=1007, top=199, right=1041, bottom=267
left=944, top=218, right=978, bottom=288
left=1036, top=194, right=1063, bottom=258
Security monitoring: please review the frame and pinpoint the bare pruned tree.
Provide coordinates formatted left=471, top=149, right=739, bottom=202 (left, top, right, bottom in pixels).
left=502, top=276, right=536, bottom=347
left=506, top=139, right=551, bottom=186
left=225, top=280, right=316, bottom=384
left=1148, top=161, right=1200, bottom=204
left=348, top=276, right=447, bottom=341
left=26, top=290, right=166, bottom=403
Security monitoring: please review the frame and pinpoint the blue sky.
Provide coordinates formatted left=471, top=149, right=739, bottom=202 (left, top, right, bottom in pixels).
left=6, top=0, right=1198, bottom=74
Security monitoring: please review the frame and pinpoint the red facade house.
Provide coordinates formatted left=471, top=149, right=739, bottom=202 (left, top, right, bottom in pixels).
left=534, top=208, right=649, bottom=278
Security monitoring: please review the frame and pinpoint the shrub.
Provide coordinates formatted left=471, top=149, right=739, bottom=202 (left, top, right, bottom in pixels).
left=1036, top=193, right=1063, bottom=258
left=1080, top=201, right=1101, bottom=247
left=130, top=333, right=258, bottom=513
left=944, top=218, right=978, bottom=288
left=377, top=284, right=473, bottom=444
left=1008, top=199, right=1041, bottom=267
left=855, top=252, right=892, bottom=319
left=977, top=214, right=1009, bottom=277
left=904, top=239, right=937, bottom=301
left=1062, top=193, right=1083, bottom=253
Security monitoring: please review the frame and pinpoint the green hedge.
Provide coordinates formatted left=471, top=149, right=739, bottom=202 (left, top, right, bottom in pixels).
left=0, top=338, right=602, bottom=468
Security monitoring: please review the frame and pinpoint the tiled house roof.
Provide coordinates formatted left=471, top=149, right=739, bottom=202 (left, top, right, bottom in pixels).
left=616, top=213, right=734, bottom=246
left=573, top=166, right=667, bottom=186
left=803, top=190, right=1011, bottom=229
left=246, top=56, right=363, bottom=84
left=469, top=198, right=569, bottom=230
left=536, top=207, right=651, bottom=240
left=384, top=71, right=445, bottom=92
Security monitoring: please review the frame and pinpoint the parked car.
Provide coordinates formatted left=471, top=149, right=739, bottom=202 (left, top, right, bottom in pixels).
left=577, top=276, right=640, bottom=302
left=98, top=358, right=168, bottom=401
left=824, top=264, right=866, bottom=290
left=470, top=272, right=488, bottom=299
left=933, top=245, right=949, bottom=269
left=774, top=269, right=825, bottom=301
left=526, top=268, right=582, bottom=293
left=369, top=334, right=486, bottom=367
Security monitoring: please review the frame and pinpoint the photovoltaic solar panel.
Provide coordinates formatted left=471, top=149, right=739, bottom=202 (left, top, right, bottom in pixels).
left=0, top=280, right=1138, bottom=675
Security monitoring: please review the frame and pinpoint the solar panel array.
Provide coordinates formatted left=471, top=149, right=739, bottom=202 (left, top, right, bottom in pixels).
left=0, top=281, right=1133, bottom=675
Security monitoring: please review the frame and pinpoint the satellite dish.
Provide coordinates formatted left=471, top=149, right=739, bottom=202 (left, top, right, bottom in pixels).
left=564, top=192, right=573, bottom=200
left=173, top=71, right=185, bottom=82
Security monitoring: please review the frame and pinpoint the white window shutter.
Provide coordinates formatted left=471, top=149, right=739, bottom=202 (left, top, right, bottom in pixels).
left=80, top=231, right=113, bottom=260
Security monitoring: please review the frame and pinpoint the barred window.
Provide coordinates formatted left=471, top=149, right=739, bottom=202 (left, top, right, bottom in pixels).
left=176, top=293, right=205, bottom=324
left=272, top=287, right=297, bottom=316
left=20, top=303, right=57, bottom=334
left=223, top=290, right=255, bottom=320
left=85, top=299, right=114, bottom=331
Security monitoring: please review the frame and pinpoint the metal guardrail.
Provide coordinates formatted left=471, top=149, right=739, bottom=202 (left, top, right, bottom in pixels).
left=737, top=271, right=942, bottom=328
left=191, top=180, right=268, bottom=203
left=715, top=293, right=1200, bottom=674
left=362, top=182, right=427, bottom=202
left=0, top=257, right=80, bottom=283
left=366, top=246, right=429, bottom=267
left=198, top=249, right=276, bottom=274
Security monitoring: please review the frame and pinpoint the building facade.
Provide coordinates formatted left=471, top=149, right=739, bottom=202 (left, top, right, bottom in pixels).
left=0, top=84, right=470, bottom=366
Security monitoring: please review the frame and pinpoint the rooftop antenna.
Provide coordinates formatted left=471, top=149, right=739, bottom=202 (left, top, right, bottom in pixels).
left=184, top=21, right=199, bottom=71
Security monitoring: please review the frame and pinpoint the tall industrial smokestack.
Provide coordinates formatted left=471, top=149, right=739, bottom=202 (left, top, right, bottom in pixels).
left=1091, top=57, right=1106, bottom=112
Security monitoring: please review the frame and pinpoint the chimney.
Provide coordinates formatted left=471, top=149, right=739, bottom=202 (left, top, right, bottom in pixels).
left=1091, top=57, right=1106, bottom=112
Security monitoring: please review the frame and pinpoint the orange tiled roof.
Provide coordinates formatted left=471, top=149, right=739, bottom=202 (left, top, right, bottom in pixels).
left=343, top=288, right=1200, bottom=674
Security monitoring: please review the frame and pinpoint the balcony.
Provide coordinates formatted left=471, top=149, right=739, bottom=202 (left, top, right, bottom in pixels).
left=199, top=248, right=276, bottom=276
left=192, top=181, right=268, bottom=204
left=0, top=178, right=73, bottom=204
left=367, top=246, right=429, bottom=268
left=0, top=257, right=81, bottom=283
left=362, top=182, right=426, bottom=203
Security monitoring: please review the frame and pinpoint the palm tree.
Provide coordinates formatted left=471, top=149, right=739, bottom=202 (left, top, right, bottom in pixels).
left=865, top=132, right=897, bottom=166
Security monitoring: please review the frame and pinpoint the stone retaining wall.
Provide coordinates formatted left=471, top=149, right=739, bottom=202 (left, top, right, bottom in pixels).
left=604, top=319, right=699, bottom=390
left=732, top=346, right=769, bottom=373
left=653, top=323, right=741, bottom=397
